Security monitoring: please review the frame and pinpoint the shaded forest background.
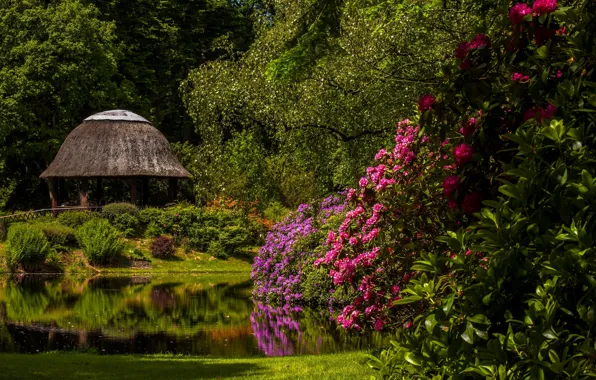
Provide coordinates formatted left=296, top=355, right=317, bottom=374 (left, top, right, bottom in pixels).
left=0, top=0, right=493, bottom=211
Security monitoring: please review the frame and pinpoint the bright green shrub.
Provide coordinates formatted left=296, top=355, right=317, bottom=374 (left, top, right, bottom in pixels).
left=5, top=224, right=49, bottom=269
left=101, top=203, right=139, bottom=220
left=76, top=219, right=123, bottom=264
left=219, top=225, right=250, bottom=254
left=57, top=211, right=98, bottom=228
left=31, top=222, right=76, bottom=247
left=101, top=203, right=140, bottom=237
left=207, top=240, right=227, bottom=260
left=263, top=201, right=290, bottom=222
left=139, top=207, right=166, bottom=237
left=112, top=213, right=140, bottom=237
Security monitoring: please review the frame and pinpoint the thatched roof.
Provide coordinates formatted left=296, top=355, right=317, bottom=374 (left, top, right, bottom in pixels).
left=40, top=110, right=191, bottom=179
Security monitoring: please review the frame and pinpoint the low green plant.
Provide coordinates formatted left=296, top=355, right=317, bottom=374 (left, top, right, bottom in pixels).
left=263, top=201, right=290, bottom=222
left=112, top=213, right=140, bottom=237
left=32, top=222, right=76, bottom=247
left=57, top=211, right=98, bottom=228
left=207, top=240, right=227, bottom=260
left=101, top=203, right=139, bottom=221
left=127, top=247, right=147, bottom=261
left=219, top=225, right=250, bottom=254
left=5, top=224, right=49, bottom=269
left=76, top=219, right=123, bottom=264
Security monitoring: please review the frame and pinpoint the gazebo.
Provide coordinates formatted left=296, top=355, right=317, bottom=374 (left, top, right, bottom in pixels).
left=40, top=110, right=191, bottom=209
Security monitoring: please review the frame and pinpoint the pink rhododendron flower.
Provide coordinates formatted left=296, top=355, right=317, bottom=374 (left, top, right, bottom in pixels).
left=556, top=70, right=563, bottom=79
left=509, top=3, right=532, bottom=25
left=524, top=104, right=557, bottom=122
left=391, top=285, right=400, bottom=295
left=448, top=199, right=458, bottom=209
left=512, top=72, right=530, bottom=82
left=359, top=177, right=368, bottom=188
left=418, top=94, right=436, bottom=112
left=532, top=0, right=557, bottom=15
left=374, top=149, right=387, bottom=161
left=462, top=192, right=483, bottom=214
left=460, top=117, right=478, bottom=136
left=455, top=34, right=491, bottom=66
left=556, top=26, right=568, bottom=35
left=454, top=144, right=474, bottom=166
left=442, top=175, right=461, bottom=196
left=374, top=318, right=385, bottom=331
left=403, top=321, right=413, bottom=329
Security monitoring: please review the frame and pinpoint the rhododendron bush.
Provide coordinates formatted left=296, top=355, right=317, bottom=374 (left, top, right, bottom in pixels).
left=251, top=195, right=348, bottom=306
left=366, top=0, right=596, bottom=378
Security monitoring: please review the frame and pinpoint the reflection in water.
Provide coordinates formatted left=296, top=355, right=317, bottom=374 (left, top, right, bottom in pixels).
left=0, top=275, right=388, bottom=356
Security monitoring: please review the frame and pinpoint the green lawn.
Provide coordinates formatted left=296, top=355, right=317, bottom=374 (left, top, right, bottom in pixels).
left=0, top=352, right=375, bottom=379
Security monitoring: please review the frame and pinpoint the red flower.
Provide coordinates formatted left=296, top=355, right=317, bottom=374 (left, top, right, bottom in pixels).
left=511, top=72, right=530, bottom=82
left=454, top=144, right=474, bottom=166
left=448, top=199, right=458, bottom=210
left=418, top=94, right=436, bottom=112
left=403, top=321, right=413, bottom=329
left=460, top=117, right=478, bottom=136
left=532, top=0, right=557, bottom=16
left=509, top=3, right=532, bottom=25
left=442, top=175, right=461, bottom=196
left=556, top=26, right=568, bottom=35
left=462, top=192, right=483, bottom=214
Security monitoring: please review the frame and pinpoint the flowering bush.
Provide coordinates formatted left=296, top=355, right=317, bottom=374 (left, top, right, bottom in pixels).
left=315, top=120, right=454, bottom=331
left=251, top=195, right=347, bottom=306
left=367, top=0, right=596, bottom=378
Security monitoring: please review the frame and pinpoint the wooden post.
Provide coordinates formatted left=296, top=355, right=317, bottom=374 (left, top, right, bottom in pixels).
left=168, top=178, right=178, bottom=202
left=48, top=179, right=59, bottom=217
left=142, top=177, right=149, bottom=206
left=80, top=179, right=89, bottom=208
left=130, top=179, right=138, bottom=205
left=96, top=177, right=103, bottom=206
left=59, top=178, right=68, bottom=205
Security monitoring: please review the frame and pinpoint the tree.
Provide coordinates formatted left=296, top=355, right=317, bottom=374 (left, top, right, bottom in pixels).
left=183, top=0, right=492, bottom=207
left=0, top=0, right=121, bottom=209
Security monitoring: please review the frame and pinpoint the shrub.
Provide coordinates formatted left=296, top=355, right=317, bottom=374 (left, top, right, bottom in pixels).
left=101, top=203, right=139, bottom=221
left=207, top=240, right=227, bottom=260
left=76, top=219, right=123, bottom=264
left=112, top=213, right=141, bottom=237
left=32, top=223, right=76, bottom=247
left=57, top=211, right=98, bottom=228
left=150, top=236, right=175, bottom=258
left=139, top=207, right=166, bottom=237
left=263, top=201, right=290, bottom=222
left=127, top=247, right=146, bottom=261
left=5, top=224, right=49, bottom=269
left=219, top=225, right=250, bottom=254
left=252, top=194, right=347, bottom=306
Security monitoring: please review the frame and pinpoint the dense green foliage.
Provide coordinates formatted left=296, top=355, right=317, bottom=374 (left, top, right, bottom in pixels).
left=76, top=219, right=123, bottom=264
left=0, top=0, right=253, bottom=210
left=57, top=211, right=99, bottom=228
left=5, top=224, right=49, bottom=269
left=182, top=0, right=490, bottom=206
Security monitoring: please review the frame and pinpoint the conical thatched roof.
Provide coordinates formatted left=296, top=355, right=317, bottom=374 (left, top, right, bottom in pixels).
left=40, top=110, right=191, bottom=179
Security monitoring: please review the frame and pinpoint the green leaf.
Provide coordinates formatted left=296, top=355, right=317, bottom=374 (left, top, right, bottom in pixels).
left=443, top=293, right=455, bottom=315
left=462, top=322, right=475, bottom=344
left=393, top=296, right=423, bottom=305
left=404, top=352, right=422, bottom=366
left=535, top=45, right=548, bottom=60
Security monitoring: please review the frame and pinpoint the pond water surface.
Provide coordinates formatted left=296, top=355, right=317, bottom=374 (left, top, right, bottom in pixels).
left=0, top=274, right=388, bottom=356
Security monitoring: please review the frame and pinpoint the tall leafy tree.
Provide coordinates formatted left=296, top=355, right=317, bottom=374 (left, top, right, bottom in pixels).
left=183, top=0, right=493, bottom=206
left=90, top=0, right=255, bottom=141
left=0, top=0, right=121, bottom=209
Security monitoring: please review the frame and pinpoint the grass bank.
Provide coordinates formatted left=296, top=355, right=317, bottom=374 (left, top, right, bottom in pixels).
left=0, top=240, right=254, bottom=274
left=0, top=352, right=374, bottom=379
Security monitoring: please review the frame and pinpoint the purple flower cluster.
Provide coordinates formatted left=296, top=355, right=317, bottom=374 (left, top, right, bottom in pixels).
left=251, top=195, right=346, bottom=306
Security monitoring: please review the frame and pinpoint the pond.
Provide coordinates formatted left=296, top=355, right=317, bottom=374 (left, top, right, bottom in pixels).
left=0, top=274, right=389, bottom=356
